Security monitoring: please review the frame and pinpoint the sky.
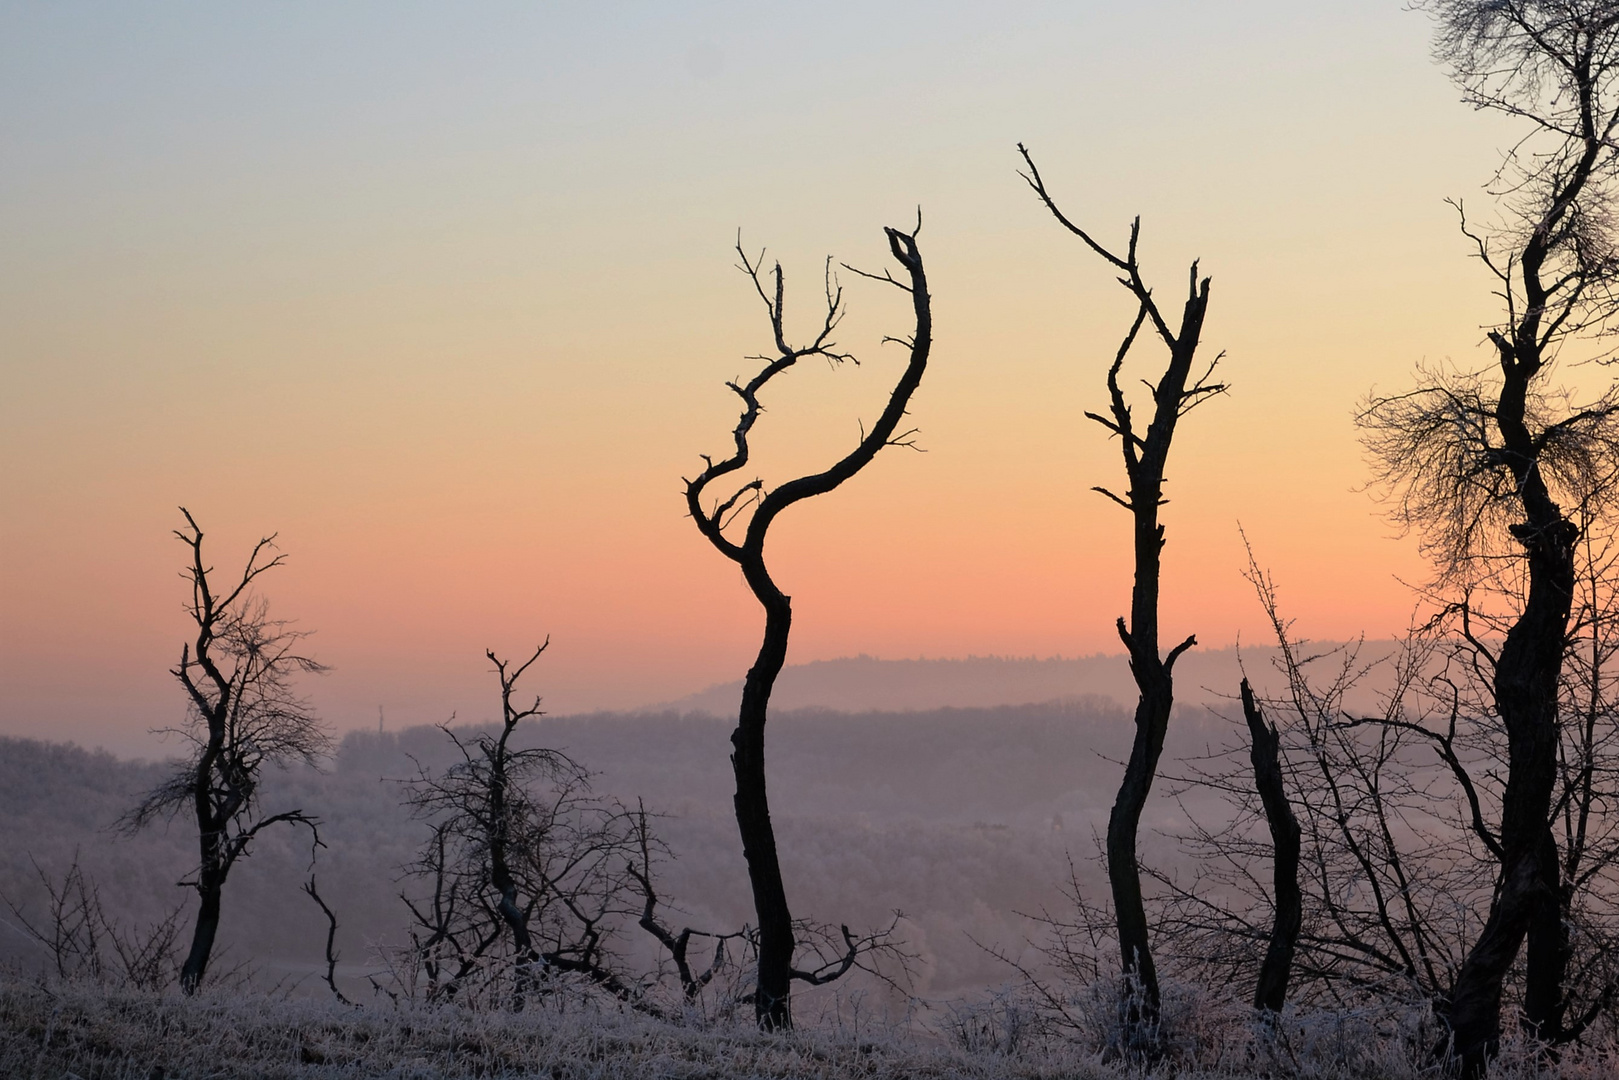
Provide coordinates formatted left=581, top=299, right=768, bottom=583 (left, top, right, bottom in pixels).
left=0, top=1, right=1569, bottom=755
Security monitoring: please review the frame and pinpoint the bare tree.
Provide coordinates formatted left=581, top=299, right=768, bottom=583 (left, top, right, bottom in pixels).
left=1017, top=143, right=1225, bottom=1051
left=120, top=509, right=329, bottom=994
left=1156, top=564, right=1481, bottom=1011
left=1164, top=546, right=1619, bottom=1057
left=683, top=221, right=931, bottom=1028
left=400, top=644, right=650, bottom=1011
left=1360, top=4, right=1619, bottom=1071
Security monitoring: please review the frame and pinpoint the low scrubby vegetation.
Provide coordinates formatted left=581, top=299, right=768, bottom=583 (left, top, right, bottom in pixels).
left=7, top=969, right=1619, bottom=1079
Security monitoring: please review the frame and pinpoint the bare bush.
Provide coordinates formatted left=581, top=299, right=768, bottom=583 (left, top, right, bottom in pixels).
left=3, top=854, right=183, bottom=991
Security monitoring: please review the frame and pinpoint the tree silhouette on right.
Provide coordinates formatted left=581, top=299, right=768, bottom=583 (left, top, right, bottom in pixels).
left=1361, top=4, right=1619, bottom=1073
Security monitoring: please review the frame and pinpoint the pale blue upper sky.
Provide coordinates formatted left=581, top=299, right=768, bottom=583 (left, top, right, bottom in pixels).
left=1, top=2, right=1530, bottom=754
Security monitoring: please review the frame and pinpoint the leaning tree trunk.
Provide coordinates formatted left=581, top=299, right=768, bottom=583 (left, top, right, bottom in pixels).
left=1242, top=678, right=1301, bottom=1016
left=733, top=566, right=796, bottom=1029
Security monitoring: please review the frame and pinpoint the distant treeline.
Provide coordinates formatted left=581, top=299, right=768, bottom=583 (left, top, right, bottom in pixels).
left=1, top=698, right=1235, bottom=999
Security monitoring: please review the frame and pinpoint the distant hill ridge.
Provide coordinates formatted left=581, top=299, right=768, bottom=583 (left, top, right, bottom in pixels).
left=650, top=642, right=1405, bottom=716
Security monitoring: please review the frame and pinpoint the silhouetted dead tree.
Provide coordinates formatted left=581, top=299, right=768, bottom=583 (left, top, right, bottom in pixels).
left=120, top=509, right=329, bottom=994
left=1241, top=677, right=1301, bottom=1017
left=400, top=644, right=650, bottom=1011
left=1359, top=4, right=1619, bottom=1072
left=1017, top=143, right=1225, bottom=1052
left=683, top=221, right=931, bottom=1029
left=302, top=874, right=355, bottom=1007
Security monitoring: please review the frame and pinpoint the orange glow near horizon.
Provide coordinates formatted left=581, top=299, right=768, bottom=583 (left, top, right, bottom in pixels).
left=0, top=2, right=1560, bottom=755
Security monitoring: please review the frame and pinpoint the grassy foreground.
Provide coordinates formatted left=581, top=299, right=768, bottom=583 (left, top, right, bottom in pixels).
left=3, top=976, right=1615, bottom=1079
left=1, top=978, right=1092, bottom=1080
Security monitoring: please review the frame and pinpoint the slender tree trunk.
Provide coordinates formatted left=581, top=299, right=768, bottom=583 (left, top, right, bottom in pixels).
left=1242, top=678, right=1301, bottom=1016
left=1107, top=644, right=1171, bottom=1022
left=683, top=224, right=930, bottom=1031
left=734, top=566, right=795, bottom=1029
left=180, top=752, right=227, bottom=996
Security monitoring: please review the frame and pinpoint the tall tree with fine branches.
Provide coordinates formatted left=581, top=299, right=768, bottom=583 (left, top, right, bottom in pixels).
left=1360, top=3, right=1619, bottom=1072
left=684, top=220, right=931, bottom=1029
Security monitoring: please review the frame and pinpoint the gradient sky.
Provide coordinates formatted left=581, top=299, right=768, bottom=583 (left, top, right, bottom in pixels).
left=0, top=1, right=1570, bottom=754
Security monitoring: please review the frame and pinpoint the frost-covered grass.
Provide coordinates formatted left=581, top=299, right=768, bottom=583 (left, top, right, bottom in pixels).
left=6, top=976, right=1619, bottom=1080
left=4, top=976, right=1089, bottom=1080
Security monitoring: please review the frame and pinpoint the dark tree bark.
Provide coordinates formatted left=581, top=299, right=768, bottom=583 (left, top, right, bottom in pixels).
left=1362, top=8, right=1619, bottom=1070
left=1241, top=678, right=1301, bottom=1016
left=180, top=867, right=223, bottom=993
left=121, top=510, right=328, bottom=995
left=1445, top=383, right=1579, bottom=1072
left=485, top=649, right=543, bottom=1010
left=685, top=222, right=931, bottom=1028
left=1018, top=144, right=1224, bottom=1046
left=629, top=805, right=738, bottom=1003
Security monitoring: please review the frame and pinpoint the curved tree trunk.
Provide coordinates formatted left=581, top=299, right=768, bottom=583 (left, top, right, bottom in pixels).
left=684, top=224, right=930, bottom=1029
left=1015, top=148, right=1220, bottom=1052
left=1445, top=329, right=1578, bottom=1073
left=734, top=569, right=795, bottom=1029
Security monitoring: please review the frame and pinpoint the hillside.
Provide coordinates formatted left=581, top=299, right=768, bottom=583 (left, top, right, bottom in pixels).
left=654, top=644, right=1405, bottom=716
left=0, top=699, right=1245, bottom=1002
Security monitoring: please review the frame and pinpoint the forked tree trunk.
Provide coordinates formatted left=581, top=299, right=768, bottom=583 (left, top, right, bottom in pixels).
left=1016, top=148, right=1220, bottom=1049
